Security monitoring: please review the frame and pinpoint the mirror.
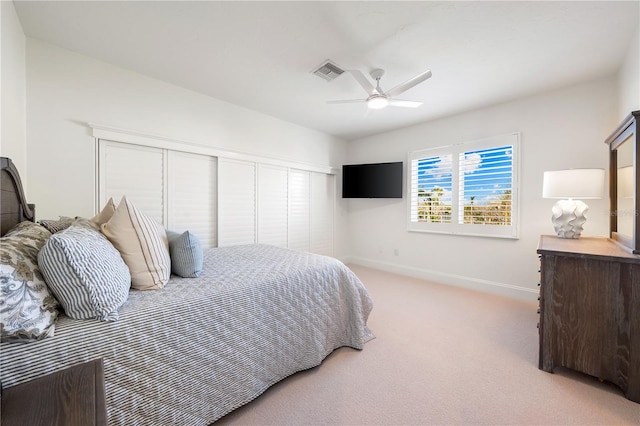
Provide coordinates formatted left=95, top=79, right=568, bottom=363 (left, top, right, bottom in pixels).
left=606, top=110, right=639, bottom=254
left=616, top=139, right=633, bottom=241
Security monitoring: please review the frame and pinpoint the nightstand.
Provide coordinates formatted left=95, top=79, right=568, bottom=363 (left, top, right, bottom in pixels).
left=1, top=358, right=107, bottom=426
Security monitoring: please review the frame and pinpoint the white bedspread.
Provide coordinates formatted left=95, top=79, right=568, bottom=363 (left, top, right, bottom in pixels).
left=1, top=244, right=374, bottom=425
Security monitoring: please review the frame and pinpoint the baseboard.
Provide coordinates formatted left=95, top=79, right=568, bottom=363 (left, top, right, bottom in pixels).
left=341, top=256, right=538, bottom=302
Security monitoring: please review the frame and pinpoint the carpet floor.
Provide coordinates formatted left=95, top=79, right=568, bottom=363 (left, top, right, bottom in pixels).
left=217, top=265, right=640, bottom=425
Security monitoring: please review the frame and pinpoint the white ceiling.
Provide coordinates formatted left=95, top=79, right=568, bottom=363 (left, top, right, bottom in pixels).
left=13, top=1, right=639, bottom=141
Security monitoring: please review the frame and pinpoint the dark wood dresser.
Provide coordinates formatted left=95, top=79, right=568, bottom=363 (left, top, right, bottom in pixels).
left=1, top=359, right=107, bottom=426
left=537, top=235, right=640, bottom=403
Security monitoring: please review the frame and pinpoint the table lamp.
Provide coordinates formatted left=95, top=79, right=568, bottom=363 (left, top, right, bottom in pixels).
left=542, top=168, right=605, bottom=238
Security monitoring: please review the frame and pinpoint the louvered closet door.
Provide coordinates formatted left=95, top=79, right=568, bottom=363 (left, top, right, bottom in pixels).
left=288, top=169, right=310, bottom=252
left=218, top=158, right=256, bottom=246
left=257, top=164, right=288, bottom=247
left=99, top=141, right=165, bottom=225
left=167, top=151, right=217, bottom=249
left=310, top=172, right=334, bottom=256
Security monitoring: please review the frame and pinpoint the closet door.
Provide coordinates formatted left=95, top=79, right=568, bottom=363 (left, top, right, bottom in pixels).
left=218, top=158, right=256, bottom=246
left=288, top=169, right=310, bottom=252
left=167, top=151, right=217, bottom=248
left=99, top=141, right=165, bottom=224
left=99, top=139, right=335, bottom=256
left=257, top=164, right=288, bottom=247
left=310, top=172, right=334, bottom=256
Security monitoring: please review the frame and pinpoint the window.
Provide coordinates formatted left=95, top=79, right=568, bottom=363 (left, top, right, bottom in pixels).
left=408, top=133, right=519, bottom=238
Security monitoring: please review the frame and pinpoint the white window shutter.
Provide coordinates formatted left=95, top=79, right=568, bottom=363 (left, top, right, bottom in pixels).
left=458, top=145, right=513, bottom=226
left=407, top=132, right=519, bottom=238
left=218, top=158, right=256, bottom=246
left=288, top=169, right=311, bottom=252
left=409, top=152, right=453, bottom=224
left=98, top=138, right=337, bottom=255
left=257, top=164, right=288, bottom=247
left=99, top=140, right=165, bottom=225
left=167, top=151, right=218, bottom=248
left=310, top=172, right=334, bottom=256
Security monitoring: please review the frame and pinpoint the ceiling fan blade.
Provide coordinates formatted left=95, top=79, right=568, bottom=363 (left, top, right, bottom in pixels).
left=348, top=70, right=376, bottom=94
left=326, top=99, right=367, bottom=104
left=386, top=70, right=432, bottom=98
left=387, top=99, right=423, bottom=108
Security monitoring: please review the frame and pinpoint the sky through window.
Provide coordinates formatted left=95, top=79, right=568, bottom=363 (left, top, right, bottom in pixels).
left=417, top=145, right=512, bottom=205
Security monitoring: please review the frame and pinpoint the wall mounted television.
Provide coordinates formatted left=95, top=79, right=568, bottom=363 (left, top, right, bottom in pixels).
left=342, top=161, right=403, bottom=198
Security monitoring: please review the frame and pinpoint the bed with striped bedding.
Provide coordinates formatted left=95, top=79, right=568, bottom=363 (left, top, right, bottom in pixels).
left=0, top=244, right=374, bottom=425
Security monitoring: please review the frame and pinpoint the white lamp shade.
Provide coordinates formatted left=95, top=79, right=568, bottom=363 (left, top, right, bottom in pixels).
left=542, top=169, right=605, bottom=199
left=618, top=165, right=634, bottom=199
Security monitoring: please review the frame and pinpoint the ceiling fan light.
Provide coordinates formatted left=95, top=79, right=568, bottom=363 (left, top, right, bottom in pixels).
left=368, top=96, right=388, bottom=110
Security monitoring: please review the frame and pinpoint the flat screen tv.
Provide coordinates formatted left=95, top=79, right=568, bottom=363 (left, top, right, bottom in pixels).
left=342, top=161, right=403, bottom=199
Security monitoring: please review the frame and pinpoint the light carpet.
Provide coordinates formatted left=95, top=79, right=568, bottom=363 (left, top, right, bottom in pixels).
left=217, top=265, right=640, bottom=425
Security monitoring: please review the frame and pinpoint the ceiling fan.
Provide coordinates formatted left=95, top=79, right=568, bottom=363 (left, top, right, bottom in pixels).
left=327, top=68, right=432, bottom=110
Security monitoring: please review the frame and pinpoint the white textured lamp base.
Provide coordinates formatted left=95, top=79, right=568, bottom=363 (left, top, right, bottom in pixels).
left=551, top=199, right=588, bottom=239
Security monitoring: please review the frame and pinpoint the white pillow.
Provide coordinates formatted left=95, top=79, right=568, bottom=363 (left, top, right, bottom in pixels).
left=101, top=197, right=171, bottom=290
left=38, top=220, right=131, bottom=321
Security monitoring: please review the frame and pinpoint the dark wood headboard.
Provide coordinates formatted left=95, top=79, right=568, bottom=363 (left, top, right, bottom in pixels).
left=1, top=157, right=35, bottom=237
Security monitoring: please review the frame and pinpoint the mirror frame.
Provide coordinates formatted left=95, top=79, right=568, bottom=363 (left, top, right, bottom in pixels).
left=605, top=110, right=639, bottom=254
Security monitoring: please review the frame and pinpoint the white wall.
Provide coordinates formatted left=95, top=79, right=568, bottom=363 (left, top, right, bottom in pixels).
left=1, top=1, right=27, bottom=177
left=618, top=25, right=640, bottom=117
left=24, top=39, right=350, bottom=257
left=345, top=77, right=618, bottom=300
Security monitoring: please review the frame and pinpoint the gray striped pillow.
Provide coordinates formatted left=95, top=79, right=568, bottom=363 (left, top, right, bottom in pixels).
left=166, top=230, right=203, bottom=278
left=38, top=216, right=74, bottom=234
left=38, top=223, right=131, bottom=321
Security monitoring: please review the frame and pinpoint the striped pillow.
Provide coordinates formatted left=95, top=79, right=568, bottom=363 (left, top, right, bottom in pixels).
left=166, top=230, right=203, bottom=278
left=101, top=197, right=171, bottom=290
left=38, top=216, right=74, bottom=234
left=37, top=221, right=131, bottom=321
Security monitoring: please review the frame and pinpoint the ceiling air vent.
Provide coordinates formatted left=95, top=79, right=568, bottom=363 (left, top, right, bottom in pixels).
left=312, top=60, right=345, bottom=81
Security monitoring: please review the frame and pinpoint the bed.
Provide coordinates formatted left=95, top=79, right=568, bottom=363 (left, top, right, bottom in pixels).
left=0, top=157, right=374, bottom=425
